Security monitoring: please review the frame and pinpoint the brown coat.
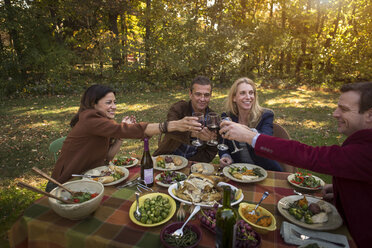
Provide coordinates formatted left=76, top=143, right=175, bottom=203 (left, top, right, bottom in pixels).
left=51, top=109, right=148, bottom=183
left=153, top=100, right=218, bottom=162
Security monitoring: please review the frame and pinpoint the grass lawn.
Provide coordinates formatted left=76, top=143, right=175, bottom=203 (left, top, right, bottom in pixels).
left=0, top=86, right=345, bottom=247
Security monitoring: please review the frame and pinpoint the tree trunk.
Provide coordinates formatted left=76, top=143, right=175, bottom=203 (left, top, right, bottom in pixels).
left=323, top=1, right=342, bottom=73
left=144, top=0, right=151, bottom=68
left=109, top=12, right=122, bottom=69
left=4, top=0, right=22, bottom=64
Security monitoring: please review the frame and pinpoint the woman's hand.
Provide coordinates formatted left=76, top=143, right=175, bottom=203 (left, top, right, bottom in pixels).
left=168, top=116, right=202, bottom=132
left=220, top=156, right=232, bottom=167
left=220, top=121, right=255, bottom=144
left=121, top=115, right=136, bottom=124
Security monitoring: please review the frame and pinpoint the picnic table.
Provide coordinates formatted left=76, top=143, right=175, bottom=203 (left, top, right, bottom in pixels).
left=9, top=163, right=356, bottom=248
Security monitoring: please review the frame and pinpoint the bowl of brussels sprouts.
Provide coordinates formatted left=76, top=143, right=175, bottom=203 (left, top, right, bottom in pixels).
left=129, top=192, right=176, bottom=227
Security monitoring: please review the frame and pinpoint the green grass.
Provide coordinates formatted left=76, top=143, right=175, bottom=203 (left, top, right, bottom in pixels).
left=0, top=86, right=344, bottom=247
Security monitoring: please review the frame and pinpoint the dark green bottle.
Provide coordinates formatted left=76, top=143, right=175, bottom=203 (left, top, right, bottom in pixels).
left=216, top=186, right=237, bottom=248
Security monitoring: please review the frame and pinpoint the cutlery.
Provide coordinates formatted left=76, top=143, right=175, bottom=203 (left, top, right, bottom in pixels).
left=71, top=174, right=101, bottom=178
left=136, top=183, right=154, bottom=193
left=291, top=228, right=346, bottom=247
left=171, top=205, right=201, bottom=237
left=17, top=182, right=73, bottom=204
left=117, top=176, right=141, bottom=189
left=134, top=192, right=141, bottom=220
left=32, top=167, right=77, bottom=196
left=293, top=190, right=323, bottom=200
left=249, top=191, right=269, bottom=215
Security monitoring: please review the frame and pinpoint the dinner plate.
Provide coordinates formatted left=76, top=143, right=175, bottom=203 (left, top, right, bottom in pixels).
left=190, top=163, right=215, bottom=175
left=223, top=163, right=267, bottom=183
left=277, top=195, right=343, bottom=230
left=287, top=173, right=325, bottom=191
left=168, top=181, right=244, bottom=207
left=110, top=156, right=138, bottom=168
left=129, top=192, right=176, bottom=227
left=83, top=166, right=129, bottom=186
left=155, top=171, right=187, bottom=188
left=153, top=155, right=188, bottom=171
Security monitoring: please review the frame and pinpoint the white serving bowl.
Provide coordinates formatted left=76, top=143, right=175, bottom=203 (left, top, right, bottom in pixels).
left=49, top=180, right=104, bottom=220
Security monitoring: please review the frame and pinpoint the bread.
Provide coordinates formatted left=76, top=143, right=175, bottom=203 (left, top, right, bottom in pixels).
left=173, top=157, right=183, bottom=166
left=97, top=176, right=115, bottom=184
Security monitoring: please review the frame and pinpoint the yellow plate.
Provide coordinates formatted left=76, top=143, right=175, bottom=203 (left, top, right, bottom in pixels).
left=129, top=192, right=176, bottom=227
left=238, top=202, right=277, bottom=234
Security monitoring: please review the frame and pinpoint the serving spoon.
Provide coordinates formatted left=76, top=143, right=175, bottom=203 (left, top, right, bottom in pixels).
left=172, top=205, right=201, bottom=237
left=134, top=192, right=141, bottom=220
left=249, top=191, right=269, bottom=215
left=32, top=167, right=78, bottom=196
left=17, top=181, right=73, bottom=204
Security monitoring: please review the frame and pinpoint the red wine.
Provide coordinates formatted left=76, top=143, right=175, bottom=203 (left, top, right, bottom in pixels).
left=207, top=124, right=219, bottom=132
left=215, top=186, right=237, bottom=248
left=140, top=138, right=154, bottom=187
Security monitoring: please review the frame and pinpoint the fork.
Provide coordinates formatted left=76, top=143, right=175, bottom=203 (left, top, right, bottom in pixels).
left=171, top=205, right=201, bottom=237
left=291, top=229, right=346, bottom=247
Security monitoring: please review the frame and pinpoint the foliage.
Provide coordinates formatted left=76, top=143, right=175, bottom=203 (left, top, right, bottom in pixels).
left=1, top=0, right=371, bottom=97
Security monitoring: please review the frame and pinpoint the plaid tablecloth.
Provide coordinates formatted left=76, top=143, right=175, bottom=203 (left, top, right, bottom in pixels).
left=9, top=164, right=356, bottom=248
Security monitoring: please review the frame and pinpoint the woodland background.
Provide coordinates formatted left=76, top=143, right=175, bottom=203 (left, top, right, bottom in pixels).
left=1, top=0, right=372, bottom=97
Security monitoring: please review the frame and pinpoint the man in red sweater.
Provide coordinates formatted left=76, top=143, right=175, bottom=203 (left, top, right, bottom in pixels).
left=220, top=82, right=372, bottom=247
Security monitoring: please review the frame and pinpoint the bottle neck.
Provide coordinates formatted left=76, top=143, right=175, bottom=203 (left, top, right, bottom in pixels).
left=222, top=187, right=231, bottom=207
left=144, top=138, right=149, bottom=152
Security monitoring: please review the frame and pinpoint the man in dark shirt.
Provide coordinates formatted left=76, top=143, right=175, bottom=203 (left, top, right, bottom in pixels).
left=153, top=76, right=218, bottom=162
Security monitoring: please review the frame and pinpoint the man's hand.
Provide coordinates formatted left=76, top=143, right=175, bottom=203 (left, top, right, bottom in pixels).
left=197, top=127, right=217, bottom=142
left=322, top=184, right=334, bottom=203
left=220, top=121, right=255, bottom=144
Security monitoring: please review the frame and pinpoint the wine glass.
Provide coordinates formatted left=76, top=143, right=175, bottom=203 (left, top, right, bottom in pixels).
left=206, top=112, right=219, bottom=146
left=221, top=117, right=243, bottom=154
left=217, top=116, right=229, bottom=151
left=191, top=112, right=204, bottom=147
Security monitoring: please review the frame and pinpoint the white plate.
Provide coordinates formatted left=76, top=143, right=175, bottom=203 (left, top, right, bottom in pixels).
left=168, top=181, right=244, bottom=207
left=287, top=173, right=325, bottom=190
left=83, top=166, right=129, bottom=186
left=277, top=195, right=343, bottom=230
left=153, top=155, right=188, bottom=171
left=190, top=163, right=215, bottom=175
left=110, top=156, right=139, bottom=168
left=155, top=171, right=187, bottom=187
left=223, top=163, right=267, bottom=183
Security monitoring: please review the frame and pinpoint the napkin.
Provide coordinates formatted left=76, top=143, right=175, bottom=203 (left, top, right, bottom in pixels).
left=280, top=221, right=349, bottom=248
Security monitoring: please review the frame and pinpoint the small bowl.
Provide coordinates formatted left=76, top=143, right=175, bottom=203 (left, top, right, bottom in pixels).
left=160, top=222, right=202, bottom=248
left=238, top=202, right=277, bottom=234
left=49, top=180, right=104, bottom=220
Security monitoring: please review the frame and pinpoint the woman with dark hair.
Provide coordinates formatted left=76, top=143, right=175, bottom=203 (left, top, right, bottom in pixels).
left=46, top=85, right=201, bottom=192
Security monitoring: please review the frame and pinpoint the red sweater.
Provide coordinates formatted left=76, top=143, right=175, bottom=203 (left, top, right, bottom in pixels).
left=255, top=129, right=372, bottom=248
left=51, top=109, right=148, bottom=183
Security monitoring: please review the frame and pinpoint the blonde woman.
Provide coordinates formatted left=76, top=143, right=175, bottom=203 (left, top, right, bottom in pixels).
left=219, top=77, right=282, bottom=171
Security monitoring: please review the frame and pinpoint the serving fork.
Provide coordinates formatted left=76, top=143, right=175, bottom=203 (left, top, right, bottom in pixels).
left=291, top=229, right=346, bottom=247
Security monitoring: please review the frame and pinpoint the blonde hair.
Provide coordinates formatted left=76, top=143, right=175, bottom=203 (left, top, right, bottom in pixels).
left=225, top=77, right=266, bottom=127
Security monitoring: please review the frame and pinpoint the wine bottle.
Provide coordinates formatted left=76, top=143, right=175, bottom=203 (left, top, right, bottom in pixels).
left=215, top=186, right=237, bottom=248
left=140, top=138, right=154, bottom=187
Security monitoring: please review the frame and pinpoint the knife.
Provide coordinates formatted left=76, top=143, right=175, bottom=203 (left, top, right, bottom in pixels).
left=71, top=174, right=101, bottom=178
